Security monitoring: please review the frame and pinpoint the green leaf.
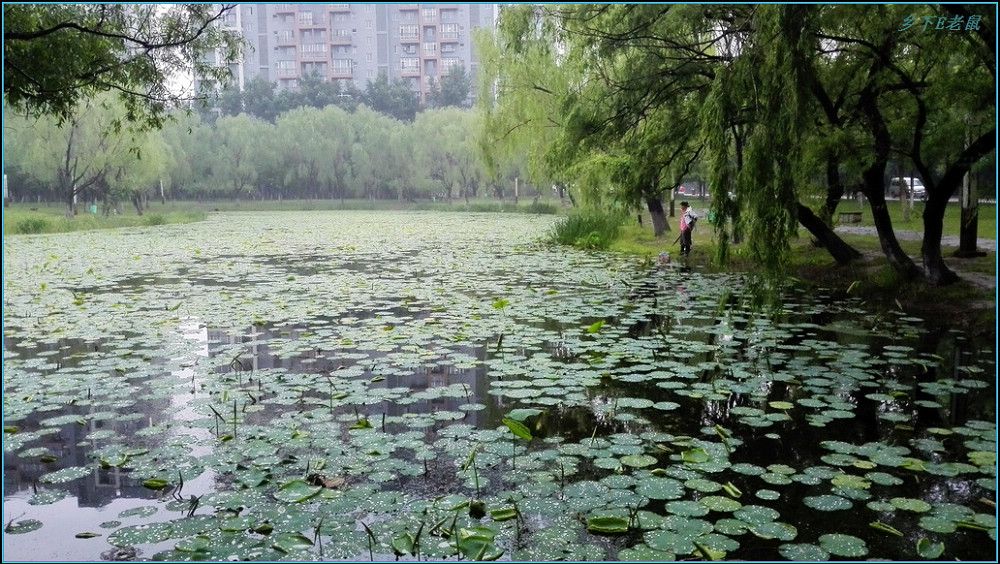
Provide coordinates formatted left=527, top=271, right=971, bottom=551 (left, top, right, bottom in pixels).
left=391, top=532, right=416, bottom=556
left=869, top=522, right=903, bottom=536
left=142, top=478, right=170, bottom=490
left=682, top=448, right=709, bottom=463
left=273, top=479, right=322, bottom=503
left=490, top=507, right=519, bottom=522
left=506, top=408, right=543, bottom=422
left=586, top=320, right=606, bottom=333
left=587, top=516, right=629, bottom=534
left=916, top=538, right=944, bottom=559
left=502, top=418, right=532, bottom=440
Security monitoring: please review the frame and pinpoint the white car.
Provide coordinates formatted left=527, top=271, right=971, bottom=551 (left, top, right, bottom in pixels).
left=887, top=177, right=926, bottom=200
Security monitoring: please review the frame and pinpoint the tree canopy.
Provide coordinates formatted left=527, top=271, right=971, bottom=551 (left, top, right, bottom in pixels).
left=3, top=3, right=243, bottom=129
left=478, top=3, right=995, bottom=287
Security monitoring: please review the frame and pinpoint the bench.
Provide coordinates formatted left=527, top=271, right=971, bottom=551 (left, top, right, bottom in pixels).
left=838, top=212, right=862, bottom=224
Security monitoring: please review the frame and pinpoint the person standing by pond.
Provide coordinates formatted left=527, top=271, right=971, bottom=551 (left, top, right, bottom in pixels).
left=679, top=201, right=698, bottom=256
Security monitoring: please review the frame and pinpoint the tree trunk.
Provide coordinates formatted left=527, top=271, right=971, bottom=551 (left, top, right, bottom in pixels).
left=955, top=171, right=983, bottom=257
left=646, top=195, right=669, bottom=237
left=132, top=194, right=144, bottom=215
left=796, top=203, right=861, bottom=265
left=820, top=157, right=845, bottom=224
left=921, top=194, right=960, bottom=286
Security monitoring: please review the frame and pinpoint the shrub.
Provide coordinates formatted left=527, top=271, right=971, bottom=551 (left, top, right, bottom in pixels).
left=550, top=212, right=625, bottom=250
left=144, top=214, right=167, bottom=226
left=15, top=218, right=49, bottom=234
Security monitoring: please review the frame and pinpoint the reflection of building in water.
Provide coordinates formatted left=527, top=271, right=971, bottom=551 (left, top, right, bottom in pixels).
left=2, top=337, right=169, bottom=508
left=206, top=318, right=497, bottom=433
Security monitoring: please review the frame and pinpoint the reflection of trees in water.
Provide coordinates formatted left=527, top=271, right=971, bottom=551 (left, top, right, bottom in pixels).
left=3, top=336, right=169, bottom=508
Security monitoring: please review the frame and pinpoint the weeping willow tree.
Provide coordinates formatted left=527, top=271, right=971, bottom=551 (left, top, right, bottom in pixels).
left=480, top=3, right=993, bottom=289
left=477, top=4, right=714, bottom=235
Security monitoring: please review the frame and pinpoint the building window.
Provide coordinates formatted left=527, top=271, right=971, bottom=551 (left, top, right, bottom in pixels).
left=278, top=30, right=294, bottom=42
left=334, top=28, right=351, bottom=38
left=423, top=42, right=437, bottom=56
left=300, top=43, right=327, bottom=58
left=441, top=58, right=461, bottom=71
left=421, top=8, right=436, bottom=22
left=401, top=57, right=419, bottom=73
left=276, top=60, right=296, bottom=77
left=399, top=24, right=418, bottom=41
left=441, top=9, right=457, bottom=21
left=366, top=20, right=373, bottom=29
left=441, top=23, right=459, bottom=40
left=332, top=59, right=353, bottom=74
left=366, top=53, right=374, bottom=63
left=441, top=43, right=457, bottom=54
left=333, top=13, right=349, bottom=22
left=298, top=12, right=313, bottom=26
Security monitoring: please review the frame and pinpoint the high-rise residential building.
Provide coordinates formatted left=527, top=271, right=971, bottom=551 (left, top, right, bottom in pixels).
left=206, top=3, right=497, bottom=103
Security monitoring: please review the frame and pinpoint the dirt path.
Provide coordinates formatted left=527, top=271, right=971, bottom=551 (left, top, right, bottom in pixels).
left=834, top=226, right=996, bottom=293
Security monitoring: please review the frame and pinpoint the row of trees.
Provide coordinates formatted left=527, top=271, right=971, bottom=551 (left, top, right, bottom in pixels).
left=477, top=4, right=995, bottom=286
left=211, top=65, right=473, bottom=124
left=3, top=98, right=533, bottom=212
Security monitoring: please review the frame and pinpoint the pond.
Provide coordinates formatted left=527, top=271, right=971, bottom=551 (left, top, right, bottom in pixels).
left=2, top=211, right=995, bottom=561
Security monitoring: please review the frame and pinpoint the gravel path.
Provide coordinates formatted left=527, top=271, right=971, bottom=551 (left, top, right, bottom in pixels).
left=834, top=226, right=997, bottom=252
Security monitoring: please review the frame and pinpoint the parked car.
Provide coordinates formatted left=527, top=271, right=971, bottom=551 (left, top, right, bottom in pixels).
left=886, top=177, right=926, bottom=200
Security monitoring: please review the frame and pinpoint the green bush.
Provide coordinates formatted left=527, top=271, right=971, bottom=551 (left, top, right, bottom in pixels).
left=523, top=201, right=558, bottom=215
left=144, top=214, right=167, bottom=226
left=15, top=217, right=49, bottom=234
left=550, top=212, right=625, bottom=250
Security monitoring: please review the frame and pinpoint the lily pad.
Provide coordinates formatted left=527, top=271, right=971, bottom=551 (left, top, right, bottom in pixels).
left=272, top=479, right=322, bottom=503
left=818, top=533, right=867, bottom=557
left=4, top=519, right=43, bottom=534
left=778, top=543, right=829, bottom=561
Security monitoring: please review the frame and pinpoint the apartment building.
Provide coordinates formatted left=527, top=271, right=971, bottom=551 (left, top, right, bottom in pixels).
left=210, top=3, right=497, bottom=103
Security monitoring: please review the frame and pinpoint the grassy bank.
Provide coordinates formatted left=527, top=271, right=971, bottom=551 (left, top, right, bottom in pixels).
left=2, top=198, right=564, bottom=235
left=605, top=201, right=995, bottom=326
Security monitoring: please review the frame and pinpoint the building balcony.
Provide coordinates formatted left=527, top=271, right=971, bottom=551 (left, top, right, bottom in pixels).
left=328, top=4, right=351, bottom=12
left=400, top=33, right=419, bottom=42
left=274, top=4, right=295, bottom=14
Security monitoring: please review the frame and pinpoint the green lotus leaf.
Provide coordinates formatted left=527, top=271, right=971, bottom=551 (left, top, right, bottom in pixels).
left=755, top=489, right=780, bottom=501
left=916, top=538, right=945, bottom=559
left=271, top=532, right=314, bottom=554
left=617, top=544, right=675, bottom=562
left=108, top=522, right=172, bottom=547
left=750, top=522, right=797, bottom=541
left=621, top=454, right=657, bottom=468
left=272, top=479, right=322, bottom=503
left=39, top=465, right=91, bottom=484
left=818, top=533, right=867, bottom=557
left=890, top=497, right=932, bottom=513
left=778, top=543, right=829, bottom=561
left=733, top=505, right=780, bottom=524
left=4, top=519, right=43, bottom=534
left=665, top=501, right=709, bottom=517
left=587, top=516, right=629, bottom=534
left=700, top=496, right=742, bottom=512
left=636, top=477, right=685, bottom=500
